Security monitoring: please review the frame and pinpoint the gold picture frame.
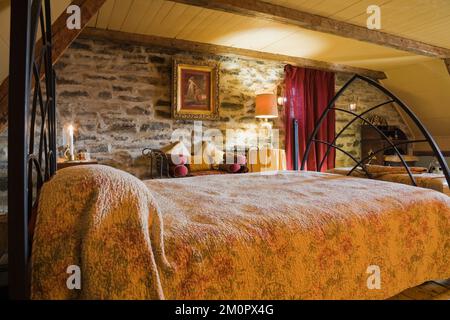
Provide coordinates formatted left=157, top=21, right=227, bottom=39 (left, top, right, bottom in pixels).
left=172, top=59, right=220, bottom=120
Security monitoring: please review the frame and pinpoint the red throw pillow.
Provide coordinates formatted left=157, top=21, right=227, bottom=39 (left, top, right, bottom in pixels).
left=170, top=164, right=188, bottom=177
left=228, top=164, right=241, bottom=173
left=219, top=163, right=241, bottom=173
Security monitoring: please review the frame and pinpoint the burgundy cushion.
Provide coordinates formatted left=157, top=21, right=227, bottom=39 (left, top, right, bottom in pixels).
left=224, top=163, right=241, bottom=173
left=170, top=165, right=188, bottom=177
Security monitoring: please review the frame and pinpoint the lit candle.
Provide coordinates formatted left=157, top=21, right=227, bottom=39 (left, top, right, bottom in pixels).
left=68, top=124, right=74, bottom=160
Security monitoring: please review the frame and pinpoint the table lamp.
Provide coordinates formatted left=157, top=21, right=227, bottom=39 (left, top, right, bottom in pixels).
left=255, top=93, right=278, bottom=147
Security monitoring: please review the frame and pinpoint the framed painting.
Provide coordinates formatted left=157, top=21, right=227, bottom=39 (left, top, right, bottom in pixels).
left=172, top=59, right=220, bottom=120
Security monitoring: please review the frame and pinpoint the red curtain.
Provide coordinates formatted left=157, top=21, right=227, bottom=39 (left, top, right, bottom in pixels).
left=284, top=65, right=336, bottom=171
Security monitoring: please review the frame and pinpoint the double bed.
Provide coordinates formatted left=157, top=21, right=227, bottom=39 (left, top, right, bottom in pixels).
left=31, top=165, right=450, bottom=299
left=330, top=166, right=450, bottom=196
left=7, top=2, right=450, bottom=300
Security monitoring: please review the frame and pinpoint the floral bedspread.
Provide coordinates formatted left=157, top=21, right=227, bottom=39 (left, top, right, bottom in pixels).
left=32, top=166, right=450, bottom=299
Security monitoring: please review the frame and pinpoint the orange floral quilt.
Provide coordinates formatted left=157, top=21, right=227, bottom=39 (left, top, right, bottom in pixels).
left=31, top=166, right=450, bottom=299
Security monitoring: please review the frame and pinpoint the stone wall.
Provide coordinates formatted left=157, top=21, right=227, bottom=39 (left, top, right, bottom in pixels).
left=54, top=37, right=286, bottom=178
left=0, top=36, right=410, bottom=210
left=334, top=74, right=411, bottom=167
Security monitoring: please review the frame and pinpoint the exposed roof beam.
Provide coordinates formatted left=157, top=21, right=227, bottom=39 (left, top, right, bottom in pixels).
left=170, top=0, right=450, bottom=59
left=445, top=59, right=450, bottom=76
left=81, top=27, right=387, bottom=80
left=0, top=0, right=106, bottom=132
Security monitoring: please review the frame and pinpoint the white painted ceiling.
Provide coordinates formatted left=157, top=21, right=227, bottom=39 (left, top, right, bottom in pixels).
left=0, top=0, right=449, bottom=144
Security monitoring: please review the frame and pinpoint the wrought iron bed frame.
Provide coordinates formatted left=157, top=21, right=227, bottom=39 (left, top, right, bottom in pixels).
left=8, top=0, right=56, bottom=299
left=299, top=74, right=450, bottom=187
left=6, top=1, right=450, bottom=300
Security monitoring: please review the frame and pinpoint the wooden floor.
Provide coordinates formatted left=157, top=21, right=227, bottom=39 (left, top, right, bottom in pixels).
left=389, top=279, right=450, bottom=300
left=1, top=279, right=449, bottom=300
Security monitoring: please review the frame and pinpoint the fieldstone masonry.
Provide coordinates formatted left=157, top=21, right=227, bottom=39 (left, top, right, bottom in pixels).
left=0, top=37, right=409, bottom=211
left=53, top=37, right=286, bottom=179
left=335, top=73, right=410, bottom=167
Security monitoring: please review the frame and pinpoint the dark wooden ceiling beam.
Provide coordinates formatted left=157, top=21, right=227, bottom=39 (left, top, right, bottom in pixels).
left=171, top=0, right=450, bottom=59
left=81, top=27, right=387, bottom=80
left=445, top=59, right=450, bottom=76
left=0, top=0, right=106, bottom=132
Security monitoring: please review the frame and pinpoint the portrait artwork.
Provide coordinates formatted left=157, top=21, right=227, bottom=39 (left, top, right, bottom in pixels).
left=172, top=60, right=219, bottom=120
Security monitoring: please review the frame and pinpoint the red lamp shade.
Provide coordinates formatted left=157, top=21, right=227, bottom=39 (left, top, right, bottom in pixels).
left=255, top=94, right=278, bottom=119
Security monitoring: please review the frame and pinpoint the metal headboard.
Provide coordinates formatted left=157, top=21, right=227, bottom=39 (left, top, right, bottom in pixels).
left=8, top=0, right=56, bottom=299
left=301, top=74, right=450, bottom=187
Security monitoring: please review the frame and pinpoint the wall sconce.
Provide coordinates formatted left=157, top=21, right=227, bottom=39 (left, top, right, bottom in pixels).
left=276, top=84, right=286, bottom=106
left=277, top=96, right=287, bottom=106
left=349, top=96, right=359, bottom=112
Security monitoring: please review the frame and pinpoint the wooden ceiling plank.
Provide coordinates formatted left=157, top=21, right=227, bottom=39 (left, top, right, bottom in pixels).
left=96, top=0, right=115, bottom=29
left=222, top=18, right=267, bottom=47
left=120, top=0, right=154, bottom=33
left=336, top=0, right=392, bottom=22
left=145, top=1, right=176, bottom=35
left=0, top=1, right=10, bottom=44
left=191, top=11, right=227, bottom=40
left=183, top=10, right=222, bottom=41
left=0, top=0, right=107, bottom=132
left=203, top=14, right=256, bottom=45
left=195, top=13, right=248, bottom=43
left=327, top=0, right=363, bottom=19
left=135, top=0, right=165, bottom=35
left=175, top=9, right=214, bottom=39
left=158, top=3, right=195, bottom=38
left=107, top=0, right=133, bottom=30
left=203, top=13, right=254, bottom=46
left=0, top=39, right=8, bottom=81
left=169, top=0, right=450, bottom=58
left=173, top=6, right=204, bottom=38
left=81, top=27, right=387, bottom=80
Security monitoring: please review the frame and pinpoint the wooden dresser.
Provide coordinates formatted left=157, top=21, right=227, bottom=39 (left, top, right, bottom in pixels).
left=361, top=125, right=411, bottom=165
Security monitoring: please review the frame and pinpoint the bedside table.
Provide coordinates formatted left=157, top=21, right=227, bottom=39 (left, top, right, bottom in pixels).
left=57, top=160, right=98, bottom=170
left=248, top=148, right=287, bottom=172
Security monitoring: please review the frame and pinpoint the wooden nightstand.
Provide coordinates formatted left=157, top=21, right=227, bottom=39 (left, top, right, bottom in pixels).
left=57, top=160, right=98, bottom=170
left=247, top=148, right=287, bottom=172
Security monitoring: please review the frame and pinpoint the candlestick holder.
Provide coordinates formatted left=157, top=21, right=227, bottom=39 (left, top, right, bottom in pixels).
left=63, top=145, right=75, bottom=161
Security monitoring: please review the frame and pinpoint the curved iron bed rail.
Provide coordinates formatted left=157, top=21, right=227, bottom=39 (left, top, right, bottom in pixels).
left=8, top=0, right=56, bottom=299
left=301, top=74, right=450, bottom=188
